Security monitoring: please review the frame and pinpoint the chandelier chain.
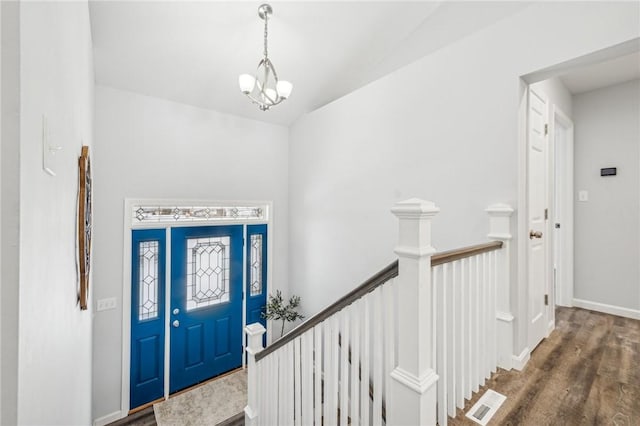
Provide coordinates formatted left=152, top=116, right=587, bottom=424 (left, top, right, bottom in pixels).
left=263, top=13, right=269, bottom=58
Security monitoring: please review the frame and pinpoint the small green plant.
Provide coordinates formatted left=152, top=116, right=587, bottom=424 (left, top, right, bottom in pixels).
left=262, top=290, right=305, bottom=338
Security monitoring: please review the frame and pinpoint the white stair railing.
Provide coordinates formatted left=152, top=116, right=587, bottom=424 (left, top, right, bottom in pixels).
left=245, top=263, right=398, bottom=426
left=430, top=203, right=514, bottom=426
left=245, top=199, right=514, bottom=426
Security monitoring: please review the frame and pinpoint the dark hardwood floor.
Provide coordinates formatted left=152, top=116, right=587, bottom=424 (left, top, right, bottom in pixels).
left=449, top=306, right=640, bottom=425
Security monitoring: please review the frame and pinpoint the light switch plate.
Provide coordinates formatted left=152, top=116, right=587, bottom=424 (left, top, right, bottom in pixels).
left=97, top=297, right=117, bottom=311
left=578, top=190, right=588, bottom=202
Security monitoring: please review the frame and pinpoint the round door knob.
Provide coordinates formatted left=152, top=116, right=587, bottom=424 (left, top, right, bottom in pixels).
left=172, top=320, right=180, bottom=328
left=529, top=230, right=543, bottom=239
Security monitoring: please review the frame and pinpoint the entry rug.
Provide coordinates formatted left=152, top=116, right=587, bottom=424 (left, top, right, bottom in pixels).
left=154, top=369, right=247, bottom=426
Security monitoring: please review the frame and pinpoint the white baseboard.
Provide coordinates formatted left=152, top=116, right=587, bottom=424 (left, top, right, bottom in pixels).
left=94, top=410, right=124, bottom=426
left=547, top=319, right=555, bottom=335
left=573, top=298, right=640, bottom=320
left=512, top=347, right=530, bottom=371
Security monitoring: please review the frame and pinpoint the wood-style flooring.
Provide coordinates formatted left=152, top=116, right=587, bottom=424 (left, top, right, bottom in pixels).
left=449, top=306, right=640, bottom=425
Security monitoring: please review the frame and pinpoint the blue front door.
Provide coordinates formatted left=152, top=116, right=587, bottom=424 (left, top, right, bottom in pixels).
left=169, top=225, right=243, bottom=393
left=130, top=229, right=166, bottom=409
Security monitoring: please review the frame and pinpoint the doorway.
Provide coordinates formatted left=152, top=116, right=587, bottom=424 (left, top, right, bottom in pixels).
left=129, top=222, right=268, bottom=409
left=551, top=107, right=574, bottom=308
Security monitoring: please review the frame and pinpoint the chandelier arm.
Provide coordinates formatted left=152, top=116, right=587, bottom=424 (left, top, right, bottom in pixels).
left=265, top=58, right=279, bottom=82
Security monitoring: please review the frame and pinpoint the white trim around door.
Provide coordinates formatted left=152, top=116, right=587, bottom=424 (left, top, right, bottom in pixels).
left=120, top=198, right=273, bottom=417
left=551, top=106, right=574, bottom=308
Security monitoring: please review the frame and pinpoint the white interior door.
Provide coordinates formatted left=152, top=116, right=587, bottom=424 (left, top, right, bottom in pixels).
left=527, top=88, right=549, bottom=350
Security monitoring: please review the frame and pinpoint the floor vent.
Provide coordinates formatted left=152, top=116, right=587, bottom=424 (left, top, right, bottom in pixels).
left=465, top=389, right=506, bottom=425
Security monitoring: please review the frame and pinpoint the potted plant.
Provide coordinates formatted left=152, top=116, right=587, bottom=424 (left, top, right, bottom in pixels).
left=262, top=290, right=305, bottom=338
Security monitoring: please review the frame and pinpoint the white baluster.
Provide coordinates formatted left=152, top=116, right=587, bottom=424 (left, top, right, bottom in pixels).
left=453, top=260, right=463, bottom=410
left=269, top=354, right=277, bottom=425
left=470, top=256, right=479, bottom=393
left=479, top=253, right=488, bottom=386
left=278, top=347, right=288, bottom=424
left=435, top=264, right=447, bottom=426
left=340, top=308, right=350, bottom=426
left=294, top=337, right=302, bottom=426
left=464, top=257, right=472, bottom=401
left=446, top=262, right=456, bottom=418
left=323, top=317, right=337, bottom=425
left=475, top=255, right=482, bottom=390
left=458, top=258, right=467, bottom=408
left=383, top=280, right=396, bottom=424
left=314, top=324, right=323, bottom=426
left=490, top=251, right=498, bottom=374
left=301, top=331, right=313, bottom=426
left=360, top=296, right=370, bottom=426
left=350, top=299, right=361, bottom=425
left=258, top=360, right=266, bottom=426
left=372, top=288, right=383, bottom=426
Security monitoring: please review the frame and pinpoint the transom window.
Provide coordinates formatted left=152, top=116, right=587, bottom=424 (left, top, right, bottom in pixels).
left=131, top=204, right=267, bottom=225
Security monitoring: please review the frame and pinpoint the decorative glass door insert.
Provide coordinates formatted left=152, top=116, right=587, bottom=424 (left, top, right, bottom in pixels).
left=186, top=236, right=231, bottom=311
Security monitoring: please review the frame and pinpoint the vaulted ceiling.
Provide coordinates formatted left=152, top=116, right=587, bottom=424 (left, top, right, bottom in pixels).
left=89, top=1, right=531, bottom=126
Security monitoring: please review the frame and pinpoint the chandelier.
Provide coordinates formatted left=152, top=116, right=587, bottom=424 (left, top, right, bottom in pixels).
left=238, top=4, right=292, bottom=111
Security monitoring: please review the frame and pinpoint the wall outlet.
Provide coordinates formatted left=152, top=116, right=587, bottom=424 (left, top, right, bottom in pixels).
left=97, top=297, right=117, bottom=311
left=578, top=190, right=589, bottom=202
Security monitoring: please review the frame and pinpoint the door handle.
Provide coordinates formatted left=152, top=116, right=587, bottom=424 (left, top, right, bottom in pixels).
left=529, top=230, right=543, bottom=239
left=172, top=320, right=180, bottom=328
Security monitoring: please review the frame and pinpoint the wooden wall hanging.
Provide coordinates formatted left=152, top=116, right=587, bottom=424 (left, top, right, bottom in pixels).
left=78, top=146, right=92, bottom=310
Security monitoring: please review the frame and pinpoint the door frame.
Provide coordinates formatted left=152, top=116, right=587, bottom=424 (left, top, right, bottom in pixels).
left=121, top=199, right=273, bottom=414
left=518, top=84, right=574, bottom=359
left=550, top=106, right=574, bottom=308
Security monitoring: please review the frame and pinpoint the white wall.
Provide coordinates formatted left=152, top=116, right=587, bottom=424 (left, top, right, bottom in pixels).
left=288, top=2, right=639, bottom=357
left=17, top=1, right=95, bottom=425
left=573, top=79, right=640, bottom=315
left=0, top=2, right=20, bottom=424
left=92, top=86, right=289, bottom=422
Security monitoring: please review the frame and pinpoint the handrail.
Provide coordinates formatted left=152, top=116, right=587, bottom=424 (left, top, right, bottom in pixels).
left=431, top=241, right=503, bottom=266
left=255, top=260, right=399, bottom=362
left=255, top=240, right=503, bottom=362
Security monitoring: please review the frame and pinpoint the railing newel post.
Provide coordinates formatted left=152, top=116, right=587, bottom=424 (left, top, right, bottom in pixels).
left=389, top=198, right=440, bottom=426
left=486, top=203, right=515, bottom=370
left=245, top=323, right=266, bottom=426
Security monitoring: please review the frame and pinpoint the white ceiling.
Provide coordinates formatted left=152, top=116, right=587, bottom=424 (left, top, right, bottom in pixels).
left=559, top=52, right=640, bottom=95
left=89, top=1, right=530, bottom=126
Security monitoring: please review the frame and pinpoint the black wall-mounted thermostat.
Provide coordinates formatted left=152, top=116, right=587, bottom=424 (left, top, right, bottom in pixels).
left=600, top=167, right=617, bottom=176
